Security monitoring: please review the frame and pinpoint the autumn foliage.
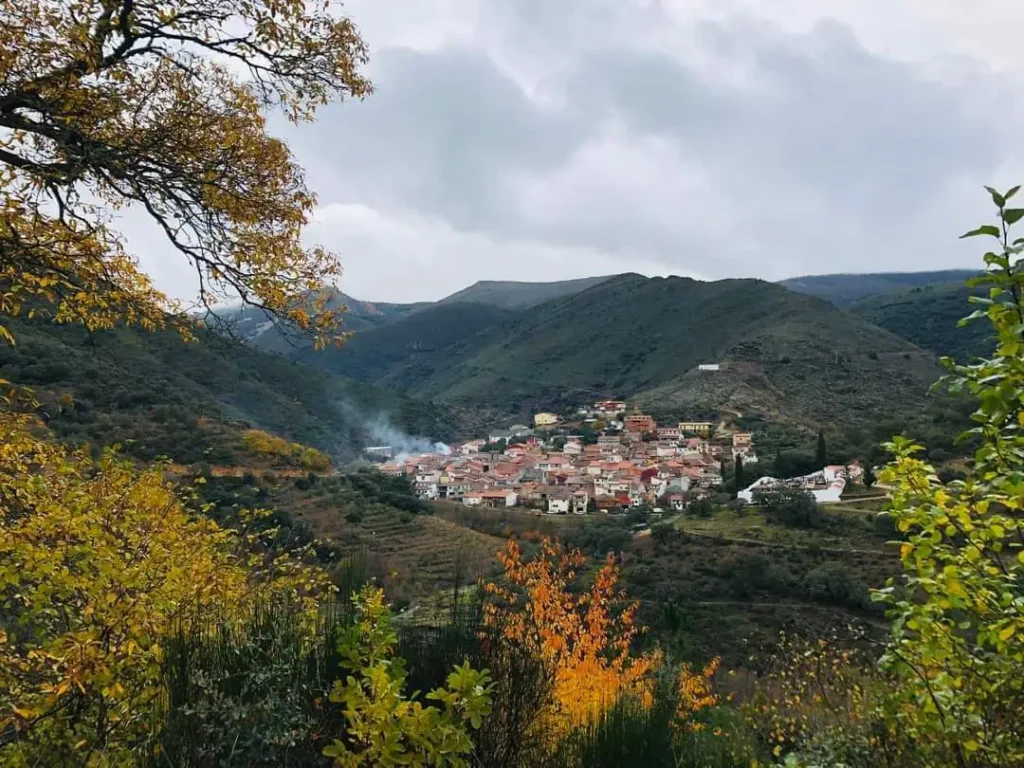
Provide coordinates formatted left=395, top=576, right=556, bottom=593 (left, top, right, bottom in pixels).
left=484, top=538, right=661, bottom=743
left=242, top=428, right=332, bottom=471
left=0, top=412, right=329, bottom=761
left=674, top=657, right=720, bottom=732
left=0, top=0, right=372, bottom=347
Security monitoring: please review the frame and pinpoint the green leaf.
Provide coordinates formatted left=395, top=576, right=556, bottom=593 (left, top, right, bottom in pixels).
left=985, top=186, right=1005, bottom=206
left=1002, top=208, right=1024, bottom=225
left=961, top=225, right=1001, bottom=239
left=1005, top=185, right=1021, bottom=202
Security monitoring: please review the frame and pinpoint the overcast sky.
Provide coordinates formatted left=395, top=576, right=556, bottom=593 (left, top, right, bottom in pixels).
left=136, top=0, right=1024, bottom=303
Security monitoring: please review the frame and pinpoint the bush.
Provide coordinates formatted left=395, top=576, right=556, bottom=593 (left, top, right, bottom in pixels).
left=344, top=509, right=364, bottom=524
left=685, top=497, right=715, bottom=518
left=803, top=562, right=867, bottom=609
left=723, top=553, right=786, bottom=599
left=753, top=486, right=822, bottom=529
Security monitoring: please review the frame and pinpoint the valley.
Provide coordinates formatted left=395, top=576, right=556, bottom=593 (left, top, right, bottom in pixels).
left=4, top=4, right=1018, bottom=761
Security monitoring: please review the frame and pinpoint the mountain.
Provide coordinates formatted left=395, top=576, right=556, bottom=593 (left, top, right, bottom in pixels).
left=779, top=270, right=978, bottom=306
left=0, top=316, right=475, bottom=465
left=435, top=276, right=613, bottom=309
left=207, top=289, right=425, bottom=353
left=850, top=282, right=992, bottom=361
left=287, top=302, right=521, bottom=389
left=319, top=273, right=940, bottom=435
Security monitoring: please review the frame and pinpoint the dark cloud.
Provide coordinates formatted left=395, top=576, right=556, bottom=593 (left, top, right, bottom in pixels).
left=169, top=4, right=1024, bottom=300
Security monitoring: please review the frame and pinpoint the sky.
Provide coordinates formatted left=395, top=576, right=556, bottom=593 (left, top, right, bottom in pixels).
left=135, top=0, right=1024, bottom=303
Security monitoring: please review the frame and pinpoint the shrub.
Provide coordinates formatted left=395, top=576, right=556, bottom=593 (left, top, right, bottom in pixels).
left=322, top=587, right=493, bottom=766
left=874, top=189, right=1024, bottom=765
left=483, top=538, right=662, bottom=746
left=753, top=486, right=822, bottom=529
left=802, top=563, right=866, bottom=609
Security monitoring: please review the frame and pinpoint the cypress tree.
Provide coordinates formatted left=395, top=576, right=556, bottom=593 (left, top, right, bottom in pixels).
left=816, top=429, right=828, bottom=468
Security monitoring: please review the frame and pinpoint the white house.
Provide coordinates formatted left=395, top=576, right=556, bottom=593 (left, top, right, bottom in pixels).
left=738, top=475, right=846, bottom=504
left=698, top=363, right=720, bottom=372
left=547, top=496, right=571, bottom=515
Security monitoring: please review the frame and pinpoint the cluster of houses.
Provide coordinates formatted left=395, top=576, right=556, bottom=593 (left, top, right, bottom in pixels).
left=374, top=402, right=759, bottom=515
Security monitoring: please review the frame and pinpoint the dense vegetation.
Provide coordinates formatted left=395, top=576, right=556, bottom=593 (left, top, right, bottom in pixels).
left=851, top=281, right=993, bottom=360
left=416, top=274, right=940, bottom=432
left=289, top=302, right=521, bottom=389
left=0, top=315, right=472, bottom=464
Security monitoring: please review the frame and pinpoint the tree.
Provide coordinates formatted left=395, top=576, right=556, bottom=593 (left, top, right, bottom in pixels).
left=0, top=0, right=372, bottom=348
left=874, top=185, right=1024, bottom=766
left=322, top=587, right=493, bottom=767
left=734, top=455, right=745, bottom=491
left=862, top=464, right=876, bottom=488
left=752, top=486, right=821, bottom=529
left=0, top=412, right=328, bottom=760
left=816, top=428, right=828, bottom=468
left=483, top=538, right=661, bottom=747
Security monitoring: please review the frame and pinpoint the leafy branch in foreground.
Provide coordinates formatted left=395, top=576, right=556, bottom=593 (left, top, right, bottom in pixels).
left=0, top=0, right=373, bottom=347
left=323, top=586, right=493, bottom=767
left=874, top=184, right=1024, bottom=767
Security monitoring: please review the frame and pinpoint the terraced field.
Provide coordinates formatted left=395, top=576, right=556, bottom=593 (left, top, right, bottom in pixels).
left=288, top=489, right=503, bottom=601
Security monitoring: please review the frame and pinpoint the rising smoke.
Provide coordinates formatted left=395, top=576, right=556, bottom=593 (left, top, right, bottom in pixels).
left=333, top=398, right=450, bottom=463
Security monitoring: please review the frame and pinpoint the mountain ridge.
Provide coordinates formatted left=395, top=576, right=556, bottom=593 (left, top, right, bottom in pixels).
left=435, top=275, right=615, bottom=309
left=778, top=269, right=978, bottom=306
left=311, top=273, right=941, bottom=437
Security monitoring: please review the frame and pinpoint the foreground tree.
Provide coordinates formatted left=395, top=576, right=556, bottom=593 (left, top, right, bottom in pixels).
left=484, top=538, right=662, bottom=747
left=323, top=587, right=493, bottom=768
left=0, top=412, right=329, bottom=761
left=0, top=0, right=372, bottom=347
left=875, top=185, right=1024, bottom=767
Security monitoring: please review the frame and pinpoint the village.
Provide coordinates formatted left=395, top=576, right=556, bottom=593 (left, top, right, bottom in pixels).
left=369, top=400, right=766, bottom=515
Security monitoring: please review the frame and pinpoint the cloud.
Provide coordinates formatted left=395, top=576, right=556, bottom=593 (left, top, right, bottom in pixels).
left=142, top=1, right=1024, bottom=301
left=307, top=202, right=691, bottom=302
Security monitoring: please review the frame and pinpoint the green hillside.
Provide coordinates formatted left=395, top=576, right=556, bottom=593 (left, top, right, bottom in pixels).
left=779, top=269, right=977, bottom=306
left=850, top=282, right=993, bottom=361
left=288, top=301, right=521, bottom=389
left=435, top=276, right=612, bottom=309
left=389, top=274, right=940, bottom=433
left=0, top=316, right=473, bottom=465
left=207, top=289, right=425, bottom=354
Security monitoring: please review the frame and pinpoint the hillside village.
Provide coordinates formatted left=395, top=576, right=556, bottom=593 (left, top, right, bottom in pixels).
left=373, top=400, right=760, bottom=514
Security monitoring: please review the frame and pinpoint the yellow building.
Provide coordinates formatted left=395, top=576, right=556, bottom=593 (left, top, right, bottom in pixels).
left=678, top=420, right=714, bottom=436
left=534, top=412, right=561, bottom=427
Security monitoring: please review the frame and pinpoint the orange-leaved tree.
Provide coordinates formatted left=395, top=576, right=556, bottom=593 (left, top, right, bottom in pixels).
left=0, top=0, right=372, bottom=347
left=483, top=537, right=661, bottom=744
